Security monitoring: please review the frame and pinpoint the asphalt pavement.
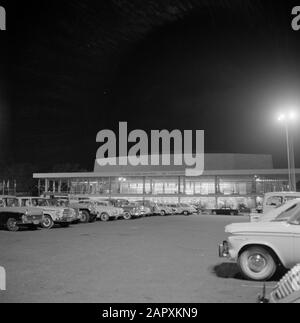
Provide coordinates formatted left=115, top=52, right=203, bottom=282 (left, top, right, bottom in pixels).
left=0, top=214, right=278, bottom=303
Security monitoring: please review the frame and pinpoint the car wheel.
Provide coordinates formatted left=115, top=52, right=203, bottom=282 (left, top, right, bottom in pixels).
left=212, top=211, right=217, bottom=215
left=100, top=213, right=110, bottom=222
left=183, top=211, right=189, bottom=216
left=123, top=212, right=132, bottom=220
left=238, top=246, right=277, bottom=281
left=6, top=218, right=19, bottom=232
left=80, top=210, right=90, bottom=223
left=41, top=215, right=54, bottom=229
left=160, top=210, right=166, bottom=216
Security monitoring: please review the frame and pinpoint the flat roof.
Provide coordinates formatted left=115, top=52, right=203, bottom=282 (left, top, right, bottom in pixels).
left=33, top=168, right=300, bottom=179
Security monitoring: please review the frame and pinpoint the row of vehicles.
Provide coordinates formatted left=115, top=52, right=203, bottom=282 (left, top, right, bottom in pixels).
left=219, top=192, right=300, bottom=283
left=0, top=195, right=198, bottom=231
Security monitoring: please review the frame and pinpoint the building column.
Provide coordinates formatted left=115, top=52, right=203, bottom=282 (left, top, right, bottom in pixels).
left=252, top=177, right=257, bottom=194
left=215, top=176, right=220, bottom=194
left=45, top=179, right=49, bottom=193
left=215, top=176, right=219, bottom=208
left=109, top=177, right=112, bottom=198
left=143, top=177, right=146, bottom=196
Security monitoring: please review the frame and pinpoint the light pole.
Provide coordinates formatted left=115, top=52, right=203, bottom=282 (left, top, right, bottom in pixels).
left=278, top=112, right=297, bottom=191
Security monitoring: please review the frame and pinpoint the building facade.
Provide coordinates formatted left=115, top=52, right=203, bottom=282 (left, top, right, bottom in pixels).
left=33, top=154, right=300, bottom=209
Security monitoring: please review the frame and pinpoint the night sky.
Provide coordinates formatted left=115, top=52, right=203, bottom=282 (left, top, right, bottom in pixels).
left=1, top=0, right=300, bottom=171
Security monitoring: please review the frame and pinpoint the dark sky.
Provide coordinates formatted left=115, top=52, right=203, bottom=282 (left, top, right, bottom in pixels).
left=1, top=0, right=300, bottom=171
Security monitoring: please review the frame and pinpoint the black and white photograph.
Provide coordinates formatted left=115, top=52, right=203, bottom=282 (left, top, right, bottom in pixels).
left=0, top=0, right=300, bottom=308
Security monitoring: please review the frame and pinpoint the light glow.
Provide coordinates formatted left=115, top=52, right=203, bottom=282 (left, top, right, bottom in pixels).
left=277, top=110, right=298, bottom=122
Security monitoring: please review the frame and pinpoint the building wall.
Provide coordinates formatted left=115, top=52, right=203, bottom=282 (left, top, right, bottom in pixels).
left=38, top=174, right=290, bottom=209
left=93, top=153, right=274, bottom=173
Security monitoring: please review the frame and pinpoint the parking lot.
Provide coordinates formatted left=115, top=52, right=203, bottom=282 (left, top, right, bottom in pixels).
left=0, top=214, right=278, bottom=303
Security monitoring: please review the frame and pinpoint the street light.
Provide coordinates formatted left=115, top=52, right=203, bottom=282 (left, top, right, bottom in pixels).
left=277, top=110, right=297, bottom=191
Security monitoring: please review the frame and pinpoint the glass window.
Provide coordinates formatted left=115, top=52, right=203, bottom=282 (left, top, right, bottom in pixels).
left=266, top=196, right=283, bottom=207
left=288, top=209, right=300, bottom=225
left=118, top=178, right=144, bottom=195
left=5, top=198, right=20, bottom=207
left=274, top=203, right=299, bottom=222
left=151, top=178, right=178, bottom=195
left=185, top=178, right=215, bottom=195
left=219, top=177, right=253, bottom=195
left=32, top=198, right=49, bottom=207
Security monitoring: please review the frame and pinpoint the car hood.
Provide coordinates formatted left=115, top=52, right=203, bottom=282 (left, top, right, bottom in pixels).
left=225, top=221, right=292, bottom=235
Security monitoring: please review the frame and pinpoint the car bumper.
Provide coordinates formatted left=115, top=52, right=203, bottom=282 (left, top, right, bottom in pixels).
left=21, top=215, right=44, bottom=226
left=131, top=212, right=142, bottom=217
left=218, top=241, right=230, bottom=258
left=21, top=219, right=43, bottom=226
left=218, top=241, right=238, bottom=260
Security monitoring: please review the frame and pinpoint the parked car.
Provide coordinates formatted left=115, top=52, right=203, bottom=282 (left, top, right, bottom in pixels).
left=80, top=199, right=123, bottom=222
left=219, top=209, right=300, bottom=281
left=18, top=197, right=76, bottom=229
left=134, top=201, right=153, bottom=216
left=155, top=203, right=174, bottom=216
left=179, top=203, right=197, bottom=215
left=108, top=199, right=143, bottom=220
left=0, top=196, right=44, bottom=231
left=258, top=264, right=300, bottom=303
left=167, top=204, right=181, bottom=214
left=167, top=203, right=196, bottom=215
left=69, top=200, right=98, bottom=223
left=50, top=199, right=81, bottom=224
left=211, top=207, right=239, bottom=216
left=238, top=204, right=251, bottom=214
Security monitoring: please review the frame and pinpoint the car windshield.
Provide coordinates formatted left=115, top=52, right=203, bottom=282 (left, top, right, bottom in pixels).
left=95, top=201, right=108, bottom=206
left=287, top=211, right=300, bottom=225
left=57, top=200, right=69, bottom=207
left=273, top=203, right=300, bottom=222
left=47, top=199, right=63, bottom=207
left=79, top=200, right=92, bottom=204
left=32, top=199, right=49, bottom=207
left=5, top=198, right=20, bottom=207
